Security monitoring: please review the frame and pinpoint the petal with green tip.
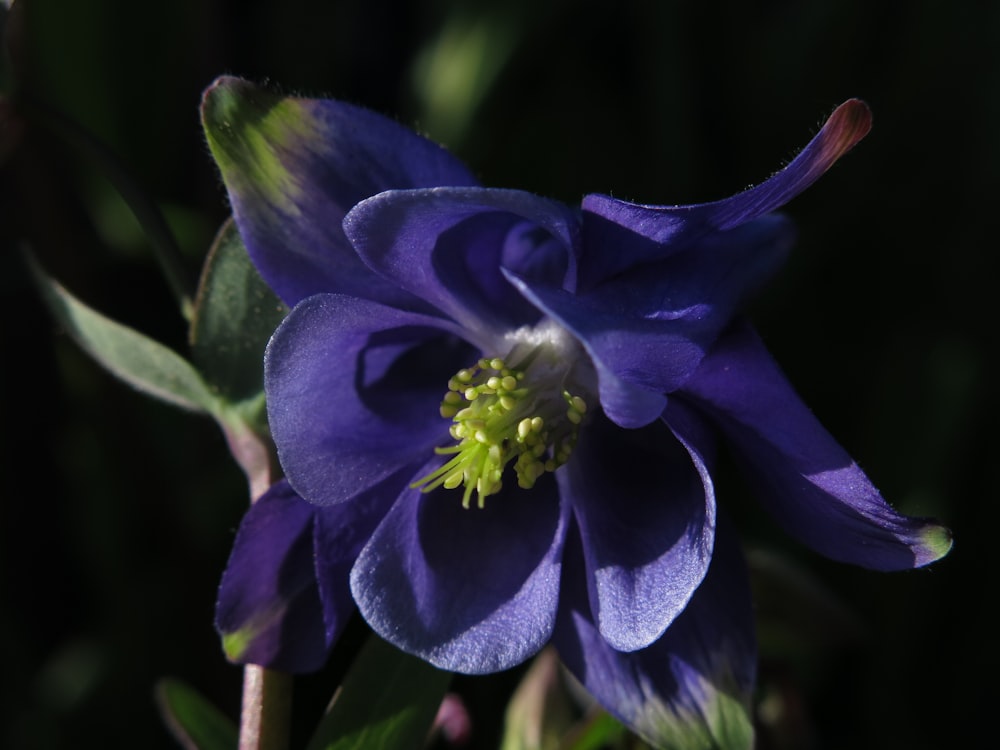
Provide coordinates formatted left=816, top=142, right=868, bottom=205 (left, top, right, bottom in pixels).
left=680, top=320, right=952, bottom=570
left=215, top=480, right=328, bottom=672
left=555, top=522, right=756, bottom=750
left=201, top=76, right=478, bottom=307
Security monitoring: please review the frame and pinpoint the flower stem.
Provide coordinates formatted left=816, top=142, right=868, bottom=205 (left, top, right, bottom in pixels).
left=239, top=666, right=292, bottom=750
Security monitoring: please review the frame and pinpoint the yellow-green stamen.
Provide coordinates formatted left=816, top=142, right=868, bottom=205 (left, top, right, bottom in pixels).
left=412, top=355, right=588, bottom=509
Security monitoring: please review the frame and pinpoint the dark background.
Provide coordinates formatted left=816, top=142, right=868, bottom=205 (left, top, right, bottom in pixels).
left=2, top=1, right=995, bottom=748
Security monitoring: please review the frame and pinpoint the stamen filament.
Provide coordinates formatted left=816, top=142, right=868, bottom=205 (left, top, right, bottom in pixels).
left=411, top=352, right=588, bottom=508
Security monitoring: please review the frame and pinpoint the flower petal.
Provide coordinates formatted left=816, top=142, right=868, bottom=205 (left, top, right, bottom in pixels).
left=579, top=99, right=871, bottom=287
left=201, top=76, right=478, bottom=306
left=679, top=321, right=953, bottom=569
left=312, top=473, right=402, bottom=648
left=215, top=480, right=327, bottom=673
left=344, top=187, right=580, bottom=345
left=555, top=521, right=756, bottom=750
left=560, top=409, right=716, bottom=652
left=505, top=214, right=794, bottom=427
left=265, top=293, right=471, bottom=507
left=351, top=468, right=568, bottom=674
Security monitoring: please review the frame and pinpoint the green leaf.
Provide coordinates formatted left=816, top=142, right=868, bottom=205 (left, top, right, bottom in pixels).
left=306, top=636, right=452, bottom=750
left=30, top=255, right=219, bottom=413
left=156, top=678, right=238, bottom=750
left=190, top=218, right=288, bottom=405
left=558, top=711, right=627, bottom=750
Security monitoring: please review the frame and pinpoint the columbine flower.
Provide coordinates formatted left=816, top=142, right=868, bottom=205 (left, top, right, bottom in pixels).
left=203, top=77, right=951, bottom=745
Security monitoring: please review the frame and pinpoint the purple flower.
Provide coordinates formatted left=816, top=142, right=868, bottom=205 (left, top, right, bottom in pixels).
left=203, top=78, right=951, bottom=745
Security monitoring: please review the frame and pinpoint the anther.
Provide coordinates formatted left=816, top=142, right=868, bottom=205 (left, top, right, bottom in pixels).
left=410, top=353, right=590, bottom=508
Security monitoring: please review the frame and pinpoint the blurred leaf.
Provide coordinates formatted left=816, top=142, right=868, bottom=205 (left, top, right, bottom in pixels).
left=306, top=635, right=452, bottom=750
left=501, top=647, right=575, bottom=750
left=748, top=547, right=865, bottom=665
left=29, top=253, right=219, bottom=414
left=559, top=711, right=627, bottom=750
left=19, top=93, right=196, bottom=318
left=412, top=6, right=525, bottom=147
left=190, top=219, right=288, bottom=405
left=155, top=678, right=238, bottom=750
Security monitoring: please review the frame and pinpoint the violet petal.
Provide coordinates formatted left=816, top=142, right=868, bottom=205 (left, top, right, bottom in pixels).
left=679, top=320, right=953, bottom=569
left=265, top=293, right=472, bottom=507
left=579, top=99, right=871, bottom=287
left=351, top=467, right=568, bottom=674
left=312, top=470, right=406, bottom=647
left=344, top=187, right=579, bottom=344
left=560, top=409, right=716, bottom=651
left=508, top=214, right=793, bottom=427
left=555, top=520, right=756, bottom=750
left=215, top=480, right=327, bottom=672
left=201, top=76, right=477, bottom=306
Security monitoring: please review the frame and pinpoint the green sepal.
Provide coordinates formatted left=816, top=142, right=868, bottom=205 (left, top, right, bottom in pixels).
left=30, top=254, right=219, bottom=414
left=189, top=218, right=288, bottom=407
left=306, top=635, right=452, bottom=750
left=188, top=219, right=286, bottom=496
left=650, top=689, right=754, bottom=750
left=155, top=678, right=238, bottom=750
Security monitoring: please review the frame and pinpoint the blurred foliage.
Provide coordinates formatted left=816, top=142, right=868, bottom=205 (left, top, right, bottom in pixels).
left=1, top=0, right=996, bottom=748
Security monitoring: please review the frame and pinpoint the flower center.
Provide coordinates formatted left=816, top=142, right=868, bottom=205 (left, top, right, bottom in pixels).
left=412, top=348, right=588, bottom=509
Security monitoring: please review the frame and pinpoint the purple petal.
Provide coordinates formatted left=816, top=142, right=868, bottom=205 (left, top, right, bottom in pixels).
left=201, top=77, right=478, bottom=306
left=311, top=472, right=404, bottom=647
left=343, top=187, right=579, bottom=344
left=555, top=521, right=756, bottom=750
left=679, top=321, right=952, bottom=569
left=265, top=293, right=471, bottom=507
left=215, top=480, right=327, bottom=673
left=580, top=99, right=871, bottom=287
left=504, top=214, right=794, bottom=427
left=560, top=409, right=716, bottom=652
left=503, top=270, right=669, bottom=428
left=350, top=466, right=568, bottom=674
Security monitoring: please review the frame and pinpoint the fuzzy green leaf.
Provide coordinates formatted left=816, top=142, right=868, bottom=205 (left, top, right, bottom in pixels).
left=190, top=219, right=288, bottom=405
left=31, top=256, right=218, bottom=413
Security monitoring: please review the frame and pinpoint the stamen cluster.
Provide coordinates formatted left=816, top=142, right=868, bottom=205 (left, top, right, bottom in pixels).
left=413, top=356, right=587, bottom=509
